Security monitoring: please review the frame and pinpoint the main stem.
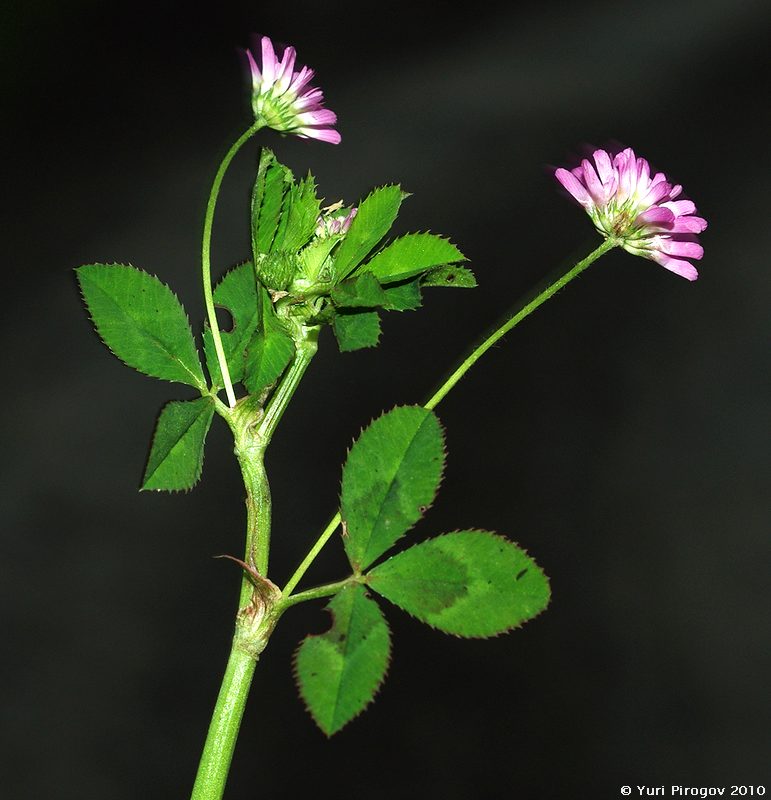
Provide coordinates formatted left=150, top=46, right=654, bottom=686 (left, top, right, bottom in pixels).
left=190, top=648, right=256, bottom=800
left=191, top=329, right=319, bottom=800
left=202, top=121, right=264, bottom=408
left=281, top=238, right=617, bottom=596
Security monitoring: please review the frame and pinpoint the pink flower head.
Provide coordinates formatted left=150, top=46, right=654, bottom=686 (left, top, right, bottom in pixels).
left=245, top=36, right=340, bottom=144
left=315, top=205, right=357, bottom=238
left=555, top=147, right=706, bottom=280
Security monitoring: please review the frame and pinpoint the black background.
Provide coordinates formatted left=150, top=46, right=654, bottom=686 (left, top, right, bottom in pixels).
left=3, top=1, right=770, bottom=798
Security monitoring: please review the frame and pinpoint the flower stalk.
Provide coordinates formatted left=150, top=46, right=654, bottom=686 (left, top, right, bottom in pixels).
left=202, top=121, right=265, bottom=408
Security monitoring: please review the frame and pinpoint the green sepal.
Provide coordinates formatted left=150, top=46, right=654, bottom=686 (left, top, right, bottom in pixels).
left=367, top=531, right=550, bottom=638
left=294, top=584, right=391, bottom=736
left=333, top=311, right=381, bottom=352
left=382, top=278, right=422, bottom=311
left=298, top=237, right=338, bottom=286
left=202, top=262, right=261, bottom=388
left=243, top=288, right=295, bottom=394
left=76, top=263, right=205, bottom=389
left=141, top=397, right=215, bottom=491
left=254, top=252, right=297, bottom=293
left=251, top=148, right=292, bottom=259
left=422, top=264, right=477, bottom=288
left=362, top=233, right=465, bottom=283
left=341, top=406, right=445, bottom=570
left=332, top=185, right=404, bottom=280
left=330, top=272, right=388, bottom=308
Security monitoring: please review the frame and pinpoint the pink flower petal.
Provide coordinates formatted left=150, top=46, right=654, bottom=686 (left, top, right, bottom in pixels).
left=637, top=157, right=651, bottom=188
left=297, top=109, right=337, bottom=126
left=593, top=149, right=614, bottom=183
left=246, top=49, right=261, bottom=86
left=289, top=66, right=315, bottom=96
left=260, top=37, right=278, bottom=88
left=581, top=159, right=606, bottom=204
left=654, top=254, right=699, bottom=281
left=658, top=239, right=704, bottom=260
left=640, top=181, right=673, bottom=207
left=670, top=215, right=708, bottom=234
left=660, top=200, right=695, bottom=216
left=636, top=207, right=675, bottom=227
left=555, top=168, right=593, bottom=207
left=298, top=127, right=342, bottom=144
left=274, top=46, right=297, bottom=94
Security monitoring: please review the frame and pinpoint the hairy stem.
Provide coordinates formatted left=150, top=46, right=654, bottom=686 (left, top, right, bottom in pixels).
left=282, top=239, right=617, bottom=593
left=202, top=121, right=264, bottom=408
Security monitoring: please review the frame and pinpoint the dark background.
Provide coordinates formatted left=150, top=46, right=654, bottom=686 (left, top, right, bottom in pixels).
left=3, top=1, right=769, bottom=797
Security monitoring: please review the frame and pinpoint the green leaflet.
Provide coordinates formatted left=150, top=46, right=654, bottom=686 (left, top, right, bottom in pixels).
left=243, top=288, right=295, bottom=394
left=202, top=262, right=261, bottom=388
left=363, top=233, right=465, bottom=283
left=333, top=311, right=381, bottom=352
left=141, top=397, right=215, bottom=491
left=294, top=585, right=391, bottom=736
left=368, top=531, right=551, bottom=638
left=251, top=149, right=292, bottom=259
left=382, top=278, right=422, bottom=311
left=422, top=264, right=477, bottom=288
left=76, top=263, right=205, bottom=389
left=330, top=272, right=388, bottom=308
left=278, top=173, right=321, bottom=254
left=332, top=185, right=404, bottom=280
left=341, top=406, right=445, bottom=570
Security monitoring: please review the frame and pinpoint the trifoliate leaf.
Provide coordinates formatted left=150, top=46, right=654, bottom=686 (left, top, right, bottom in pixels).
left=382, top=278, right=422, bottom=311
left=141, top=397, right=215, bottom=491
left=331, top=272, right=388, bottom=308
left=202, top=262, right=261, bottom=388
left=422, top=264, right=477, bottom=288
left=333, top=185, right=403, bottom=280
left=294, top=585, right=391, bottom=736
left=333, top=311, right=381, bottom=352
left=368, top=531, right=550, bottom=638
left=76, top=263, right=205, bottom=389
left=363, top=233, right=465, bottom=283
left=341, top=406, right=445, bottom=570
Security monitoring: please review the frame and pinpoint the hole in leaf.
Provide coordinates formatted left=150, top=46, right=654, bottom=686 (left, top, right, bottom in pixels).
left=215, top=307, right=235, bottom=333
left=515, top=568, right=528, bottom=581
left=445, top=273, right=456, bottom=282
left=419, top=505, right=428, bottom=513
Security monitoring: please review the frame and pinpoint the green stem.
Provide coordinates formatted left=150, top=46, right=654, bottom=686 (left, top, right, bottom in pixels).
left=202, top=121, right=264, bottom=408
left=281, top=513, right=342, bottom=596
left=190, top=648, right=256, bottom=800
left=234, top=441, right=271, bottom=599
left=281, top=239, right=616, bottom=594
left=424, top=237, right=616, bottom=410
left=280, top=576, right=357, bottom=610
left=258, top=327, right=320, bottom=442
left=191, top=325, right=319, bottom=800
